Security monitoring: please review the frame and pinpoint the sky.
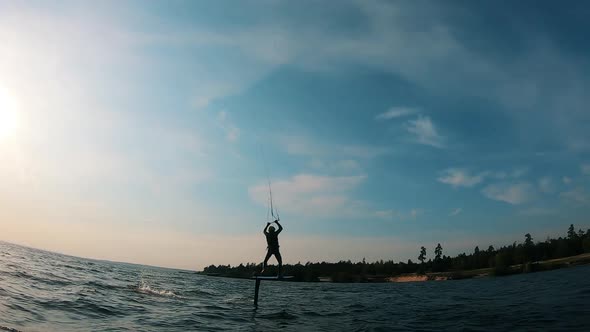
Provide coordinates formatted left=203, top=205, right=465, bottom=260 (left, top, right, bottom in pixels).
left=1, top=0, right=589, bottom=270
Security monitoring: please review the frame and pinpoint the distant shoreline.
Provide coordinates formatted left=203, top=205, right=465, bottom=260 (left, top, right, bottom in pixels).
left=199, top=253, right=590, bottom=283
left=387, top=253, right=590, bottom=282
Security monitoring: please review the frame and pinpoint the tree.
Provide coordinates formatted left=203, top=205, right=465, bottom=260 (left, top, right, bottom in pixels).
left=556, top=239, right=569, bottom=257
left=493, top=252, right=510, bottom=275
left=487, top=245, right=495, bottom=253
left=474, top=246, right=480, bottom=255
left=435, top=243, right=443, bottom=261
left=525, top=233, right=533, bottom=247
left=568, top=224, right=576, bottom=239
left=418, top=246, right=426, bottom=264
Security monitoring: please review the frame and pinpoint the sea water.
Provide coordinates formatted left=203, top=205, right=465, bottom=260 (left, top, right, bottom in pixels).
left=1, top=241, right=589, bottom=331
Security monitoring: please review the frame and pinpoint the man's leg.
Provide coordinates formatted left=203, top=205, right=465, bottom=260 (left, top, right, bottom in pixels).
left=275, top=251, right=283, bottom=277
left=261, top=250, right=272, bottom=273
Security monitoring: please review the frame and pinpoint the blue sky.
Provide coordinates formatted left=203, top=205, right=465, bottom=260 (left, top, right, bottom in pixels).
left=0, top=0, right=589, bottom=269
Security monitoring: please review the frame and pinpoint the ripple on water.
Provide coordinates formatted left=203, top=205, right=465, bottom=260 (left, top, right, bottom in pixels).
left=5, top=270, right=70, bottom=287
left=84, top=280, right=120, bottom=291
left=301, top=310, right=343, bottom=318
left=188, top=288, right=217, bottom=297
left=256, top=310, right=299, bottom=320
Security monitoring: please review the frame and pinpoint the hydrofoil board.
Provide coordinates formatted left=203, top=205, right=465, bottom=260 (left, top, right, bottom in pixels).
left=252, top=276, right=294, bottom=280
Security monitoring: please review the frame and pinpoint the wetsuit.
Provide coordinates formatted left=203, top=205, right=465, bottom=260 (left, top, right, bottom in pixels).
left=262, top=221, right=283, bottom=275
left=265, top=231, right=280, bottom=253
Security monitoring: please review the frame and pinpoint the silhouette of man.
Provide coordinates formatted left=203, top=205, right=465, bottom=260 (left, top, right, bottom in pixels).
left=261, top=220, right=283, bottom=276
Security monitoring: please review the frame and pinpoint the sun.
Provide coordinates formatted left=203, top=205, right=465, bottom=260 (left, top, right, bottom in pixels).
left=0, top=87, right=20, bottom=140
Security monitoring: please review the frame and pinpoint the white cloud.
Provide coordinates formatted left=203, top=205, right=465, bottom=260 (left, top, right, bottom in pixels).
left=375, top=107, right=418, bottom=120
left=581, top=164, right=590, bottom=175
left=22, top=0, right=582, bottom=153
left=538, top=176, right=554, bottom=193
left=563, top=176, right=572, bottom=185
left=481, top=182, right=536, bottom=205
left=438, top=169, right=485, bottom=188
left=438, top=167, right=531, bottom=189
left=170, top=2, right=590, bottom=155
left=449, top=208, right=462, bottom=216
left=248, top=174, right=367, bottom=217
left=560, top=187, right=589, bottom=203
left=405, top=116, right=445, bottom=148
left=3, top=1, right=589, bottom=268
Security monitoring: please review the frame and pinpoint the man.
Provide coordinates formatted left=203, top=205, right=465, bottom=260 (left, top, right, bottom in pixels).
left=261, top=219, right=283, bottom=276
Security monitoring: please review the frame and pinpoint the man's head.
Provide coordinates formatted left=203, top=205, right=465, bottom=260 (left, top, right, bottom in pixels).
left=268, top=226, right=276, bottom=233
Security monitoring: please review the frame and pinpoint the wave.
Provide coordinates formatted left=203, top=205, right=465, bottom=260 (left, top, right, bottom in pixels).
left=222, top=295, right=249, bottom=304
left=2, top=270, right=71, bottom=287
left=133, top=281, right=180, bottom=298
left=83, top=280, right=120, bottom=291
left=0, top=325, right=22, bottom=332
left=188, top=288, right=218, bottom=297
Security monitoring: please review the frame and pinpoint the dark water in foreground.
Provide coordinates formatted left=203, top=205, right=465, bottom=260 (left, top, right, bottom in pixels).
left=1, top=242, right=589, bottom=331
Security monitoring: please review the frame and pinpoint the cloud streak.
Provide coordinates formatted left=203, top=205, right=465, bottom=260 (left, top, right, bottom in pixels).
left=438, top=169, right=485, bottom=188
left=406, top=116, right=445, bottom=148
left=248, top=174, right=367, bottom=217
left=449, top=208, right=462, bottom=216
left=375, top=107, right=418, bottom=120
left=481, top=182, right=536, bottom=205
left=438, top=167, right=532, bottom=189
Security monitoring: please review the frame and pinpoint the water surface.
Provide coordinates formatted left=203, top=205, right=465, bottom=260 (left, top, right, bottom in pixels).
left=1, top=242, right=589, bottom=331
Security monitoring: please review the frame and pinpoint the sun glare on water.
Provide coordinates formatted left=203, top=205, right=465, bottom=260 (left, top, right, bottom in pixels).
left=0, top=87, right=20, bottom=141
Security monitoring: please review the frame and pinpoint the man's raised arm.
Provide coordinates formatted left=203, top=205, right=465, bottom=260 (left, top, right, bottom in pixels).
left=275, top=220, right=283, bottom=234
left=263, top=222, right=270, bottom=234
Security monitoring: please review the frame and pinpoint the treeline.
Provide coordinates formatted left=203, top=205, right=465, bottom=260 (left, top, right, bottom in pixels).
left=201, top=224, right=590, bottom=282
